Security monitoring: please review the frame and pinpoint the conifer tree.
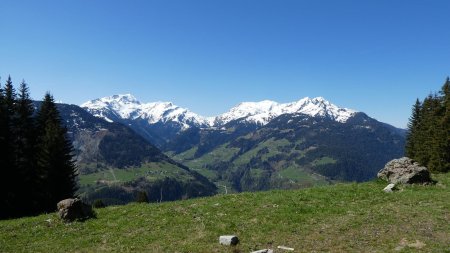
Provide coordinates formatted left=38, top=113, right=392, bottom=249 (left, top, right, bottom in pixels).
left=415, top=94, right=441, bottom=169
left=1, top=76, right=18, bottom=218
left=426, top=80, right=450, bottom=172
left=405, top=78, right=450, bottom=173
left=0, top=77, right=80, bottom=218
left=35, top=93, right=78, bottom=212
left=14, top=81, right=38, bottom=215
left=439, top=77, right=450, bottom=172
left=0, top=78, right=8, bottom=218
left=405, top=99, right=422, bottom=158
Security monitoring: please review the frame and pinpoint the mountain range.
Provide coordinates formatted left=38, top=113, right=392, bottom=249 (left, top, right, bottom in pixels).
left=81, top=94, right=358, bottom=146
left=79, top=95, right=406, bottom=193
left=26, top=96, right=407, bottom=203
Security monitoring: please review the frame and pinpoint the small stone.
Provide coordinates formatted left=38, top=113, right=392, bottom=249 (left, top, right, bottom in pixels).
left=383, top=183, right=396, bottom=193
left=219, top=235, right=239, bottom=246
left=251, top=250, right=273, bottom=253
left=278, top=245, right=295, bottom=251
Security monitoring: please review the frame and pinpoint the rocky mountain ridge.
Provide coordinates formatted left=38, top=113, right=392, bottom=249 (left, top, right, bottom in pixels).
left=81, top=94, right=358, bottom=146
left=82, top=94, right=356, bottom=127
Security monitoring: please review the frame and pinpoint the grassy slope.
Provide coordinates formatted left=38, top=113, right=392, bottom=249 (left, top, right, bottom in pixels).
left=172, top=138, right=330, bottom=192
left=1, top=174, right=449, bottom=253
left=78, top=162, right=195, bottom=186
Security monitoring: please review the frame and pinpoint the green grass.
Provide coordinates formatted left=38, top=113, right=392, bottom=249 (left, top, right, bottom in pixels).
left=1, top=173, right=449, bottom=252
left=171, top=137, right=330, bottom=190
left=233, top=138, right=293, bottom=166
left=171, top=147, right=198, bottom=161
left=78, top=162, right=194, bottom=186
left=191, top=167, right=217, bottom=180
left=174, top=143, right=240, bottom=181
left=311, top=156, right=337, bottom=166
left=276, top=166, right=328, bottom=186
left=178, top=143, right=239, bottom=170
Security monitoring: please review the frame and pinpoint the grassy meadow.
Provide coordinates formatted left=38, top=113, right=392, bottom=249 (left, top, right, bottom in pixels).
left=1, top=173, right=449, bottom=252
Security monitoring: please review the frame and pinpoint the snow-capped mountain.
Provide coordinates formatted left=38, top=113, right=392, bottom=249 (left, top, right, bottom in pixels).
left=77, top=94, right=405, bottom=189
left=215, top=97, right=356, bottom=126
left=81, top=94, right=210, bottom=129
left=82, top=94, right=356, bottom=127
left=81, top=94, right=357, bottom=147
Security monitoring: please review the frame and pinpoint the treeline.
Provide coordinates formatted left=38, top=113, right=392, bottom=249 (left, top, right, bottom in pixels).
left=82, top=176, right=217, bottom=206
left=406, top=78, right=450, bottom=173
left=0, top=76, right=77, bottom=219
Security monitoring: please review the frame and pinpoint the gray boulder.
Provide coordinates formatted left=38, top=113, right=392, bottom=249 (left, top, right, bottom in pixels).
left=377, top=157, right=433, bottom=184
left=57, top=198, right=94, bottom=222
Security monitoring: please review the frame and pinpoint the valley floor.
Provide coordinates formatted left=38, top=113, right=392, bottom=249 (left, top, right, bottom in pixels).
left=1, top=174, right=449, bottom=252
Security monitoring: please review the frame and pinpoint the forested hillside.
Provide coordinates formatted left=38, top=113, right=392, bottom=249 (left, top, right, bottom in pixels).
left=169, top=112, right=405, bottom=192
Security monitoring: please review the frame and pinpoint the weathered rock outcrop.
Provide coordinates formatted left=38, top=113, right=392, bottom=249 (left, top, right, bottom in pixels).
left=377, top=157, right=433, bottom=184
left=57, top=198, right=94, bottom=222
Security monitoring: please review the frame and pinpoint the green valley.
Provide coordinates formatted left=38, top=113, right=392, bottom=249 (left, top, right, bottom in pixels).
left=169, top=113, right=405, bottom=193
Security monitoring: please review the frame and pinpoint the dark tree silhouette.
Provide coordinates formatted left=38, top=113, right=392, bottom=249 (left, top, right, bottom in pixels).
left=35, top=93, right=78, bottom=212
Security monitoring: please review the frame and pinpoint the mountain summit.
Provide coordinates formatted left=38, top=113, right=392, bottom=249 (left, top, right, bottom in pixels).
left=81, top=94, right=359, bottom=147
left=214, top=97, right=357, bottom=126
left=82, top=94, right=356, bottom=127
left=81, top=94, right=210, bottom=128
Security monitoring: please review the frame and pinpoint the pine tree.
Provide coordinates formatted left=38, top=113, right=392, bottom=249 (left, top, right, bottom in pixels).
left=438, top=77, right=450, bottom=172
left=415, top=94, right=441, bottom=170
left=405, top=99, right=422, bottom=158
left=135, top=191, right=149, bottom=203
left=35, top=93, right=78, bottom=212
left=0, top=77, right=8, bottom=218
left=0, top=77, right=80, bottom=218
left=14, top=80, right=38, bottom=215
left=427, top=79, right=450, bottom=172
left=406, top=77, right=450, bottom=173
left=0, top=76, right=18, bottom=218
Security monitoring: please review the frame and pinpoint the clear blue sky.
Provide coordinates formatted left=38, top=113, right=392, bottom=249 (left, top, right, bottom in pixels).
left=1, top=0, right=449, bottom=128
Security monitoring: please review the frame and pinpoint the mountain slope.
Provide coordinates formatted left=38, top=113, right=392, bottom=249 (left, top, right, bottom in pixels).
left=1, top=173, right=448, bottom=252
left=169, top=112, right=405, bottom=192
left=35, top=102, right=217, bottom=205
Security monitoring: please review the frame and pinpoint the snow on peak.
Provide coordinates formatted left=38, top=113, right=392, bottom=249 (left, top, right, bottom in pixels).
left=215, top=97, right=357, bottom=125
left=81, top=94, right=210, bottom=128
left=286, top=97, right=357, bottom=123
left=214, top=100, right=280, bottom=125
left=81, top=94, right=141, bottom=119
left=81, top=94, right=357, bottom=129
left=138, top=101, right=209, bottom=127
